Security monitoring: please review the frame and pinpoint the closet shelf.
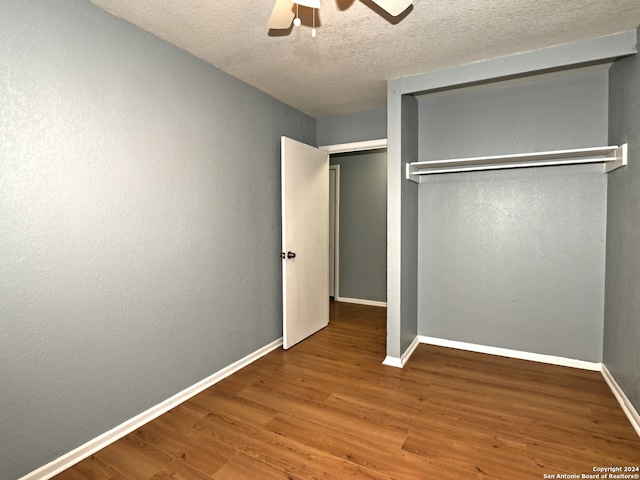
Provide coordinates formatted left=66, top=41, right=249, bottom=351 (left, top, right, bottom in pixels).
left=406, top=144, right=628, bottom=183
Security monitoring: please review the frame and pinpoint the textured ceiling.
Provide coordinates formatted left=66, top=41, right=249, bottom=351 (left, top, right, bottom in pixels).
left=89, top=0, right=640, bottom=118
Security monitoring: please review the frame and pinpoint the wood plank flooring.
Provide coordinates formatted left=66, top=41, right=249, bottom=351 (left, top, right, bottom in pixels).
left=54, top=301, right=640, bottom=479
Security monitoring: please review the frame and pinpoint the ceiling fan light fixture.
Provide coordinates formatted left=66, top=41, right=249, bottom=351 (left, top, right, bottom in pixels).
left=291, top=0, right=321, bottom=9
left=293, top=3, right=301, bottom=26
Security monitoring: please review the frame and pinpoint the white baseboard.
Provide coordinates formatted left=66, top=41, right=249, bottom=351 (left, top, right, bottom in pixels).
left=601, top=365, right=640, bottom=438
left=336, top=296, right=387, bottom=308
left=382, top=355, right=404, bottom=368
left=394, top=335, right=639, bottom=439
left=20, top=338, right=284, bottom=480
left=383, top=335, right=420, bottom=368
left=418, top=336, right=602, bottom=371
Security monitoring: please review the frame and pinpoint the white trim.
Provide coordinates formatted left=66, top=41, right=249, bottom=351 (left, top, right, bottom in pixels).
left=319, top=138, right=387, bottom=154
left=329, top=164, right=340, bottom=300
left=383, top=335, right=420, bottom=368
left=601, top=365, right=640, bottom=438
left=399, top=30, right=637, bottom=95
left=418, top=336, right=602, bottom=371
left=336, top=296, right=387, bottom=308
left=20, top=338, right=284, bottom=480
left=382, top=355, right=404, bottom=368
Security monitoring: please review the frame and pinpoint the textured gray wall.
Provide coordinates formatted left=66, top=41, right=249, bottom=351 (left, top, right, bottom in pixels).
left=418, top=70, right=609, bottom=158
left=417, top=71, right=609, bottom=362
left=0, top=1, right=315, bottom=478
left=317, top=108, right=387, bottom=146
left=330, top=150, right=387, bottom=302
left=605, top=42, right=640, bottom=411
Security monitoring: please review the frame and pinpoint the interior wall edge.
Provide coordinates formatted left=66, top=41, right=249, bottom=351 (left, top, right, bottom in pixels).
left=382, top=335, right=420, bottom=369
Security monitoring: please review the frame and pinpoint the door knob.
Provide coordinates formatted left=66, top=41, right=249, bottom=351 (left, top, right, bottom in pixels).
left=287, top=251, right=296, bottom=259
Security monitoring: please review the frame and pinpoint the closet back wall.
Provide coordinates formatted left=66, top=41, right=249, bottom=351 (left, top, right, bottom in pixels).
left=416, top=70, right=609, bottom=362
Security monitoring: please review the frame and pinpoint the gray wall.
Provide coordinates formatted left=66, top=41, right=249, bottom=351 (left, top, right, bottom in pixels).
left=317, top=108, right=386, bottom=146
left=418, top=70, right=610, bottom=158
left=605, top=40, right=640, bottom=411
left=417, top=70, right=609, bottom=362
left=330, top=150, right=387, bottom=303
left=0, top=1, right=315, bottom=478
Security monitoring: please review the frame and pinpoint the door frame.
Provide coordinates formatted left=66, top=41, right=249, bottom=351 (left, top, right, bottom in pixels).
left=320, top=139, right=388, bottom=155
left=320, top=138, right=388, bottom=305
left=329, top=164, right=340, bottom=299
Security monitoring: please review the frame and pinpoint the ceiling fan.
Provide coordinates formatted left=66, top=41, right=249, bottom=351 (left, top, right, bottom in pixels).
left=268, top=0, right=413, bottom=31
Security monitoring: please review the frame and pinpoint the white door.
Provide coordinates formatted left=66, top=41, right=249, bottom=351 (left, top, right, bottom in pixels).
left=281, top=136, right=329, bottom=349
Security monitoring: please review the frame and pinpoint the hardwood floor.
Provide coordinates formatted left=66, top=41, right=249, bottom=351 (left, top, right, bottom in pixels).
left=54, top=301, right=640, bottom=480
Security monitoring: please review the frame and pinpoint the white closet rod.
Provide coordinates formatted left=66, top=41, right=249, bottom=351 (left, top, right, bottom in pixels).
left=407, top=144, right=628, bottom=182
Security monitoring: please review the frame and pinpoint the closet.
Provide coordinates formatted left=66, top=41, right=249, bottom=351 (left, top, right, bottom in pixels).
left=384, top=30, right=637, bottom=366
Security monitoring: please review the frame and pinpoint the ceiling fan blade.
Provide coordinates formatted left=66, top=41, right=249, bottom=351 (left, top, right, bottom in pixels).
left=369, top=0, right=412, bottom=16
left=294, top=0, right=321, bottom=8
left=268, top=0, right=295, bottom=29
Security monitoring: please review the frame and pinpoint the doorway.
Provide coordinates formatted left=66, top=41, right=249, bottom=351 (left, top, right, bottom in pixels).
left=329, top=165, right=339, bottom=299
left=321, top=139, right=388, bottom=307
